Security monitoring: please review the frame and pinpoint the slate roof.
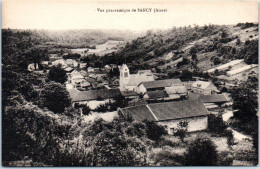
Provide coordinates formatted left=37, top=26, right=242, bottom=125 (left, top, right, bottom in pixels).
left=165, top=86, right=187, bottom=95
left=148, top=100, right=209, bottom=121
left=140, top=79, right=182, bottom=89
left=119, top=99, right=209, bottom=122
left=119, top=105, right=156, bottom=121
left=121, top=90, right=139, bottom=97
left=198, top=94, right=229, bottom=103
left=70, top=88, right=122, bottom=102
left=146, top=90, right=168, bottom=99
left=126, top=74, right=155, bottom=86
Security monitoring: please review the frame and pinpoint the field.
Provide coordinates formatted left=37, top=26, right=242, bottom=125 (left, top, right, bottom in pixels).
left=70, top=40, right=124, bottom=56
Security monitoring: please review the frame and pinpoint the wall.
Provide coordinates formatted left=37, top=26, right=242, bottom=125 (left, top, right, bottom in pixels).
left=137, top=84, right=147, bottom=94
left=74, top=99, right=115, bottom=110
left=157, top=116, right=208, bottom=135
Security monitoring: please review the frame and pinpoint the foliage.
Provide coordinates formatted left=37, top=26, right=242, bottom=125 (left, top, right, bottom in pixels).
left=231, top=75, right=258, bottom=122
left=63, top=53, right=81, bottom=60
left=143, top=120, right=168, bottom=142
left=185, top=135, right=218, bottom=166
left=40, top=82, right=71, bottom=113
left=217, top=151, right=233, bottom=166
left=82, top=118, right=150, bottom=166
left=208, top=114, right=228, bottom=135
left=240, top=40, right=258, bottom=64
left=213, top=57, right=222, bottom=65
left=74, top=103, right=91, bottom=116
left=48, top=65, right=68, bottom=84
left=150, top=146, right=186, bottom=166
left=95, top=96, right=128, bottom=113
left=173, top=121, right=188, bottom=142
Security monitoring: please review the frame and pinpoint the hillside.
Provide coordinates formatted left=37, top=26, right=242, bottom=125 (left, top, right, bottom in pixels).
left=98, top=23, right=258, bottom=82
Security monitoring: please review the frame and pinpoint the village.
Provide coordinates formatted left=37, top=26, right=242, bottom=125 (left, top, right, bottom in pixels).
left=2, top=0, right=259, bottom=166
left=26, top=51, right=258, bottom=139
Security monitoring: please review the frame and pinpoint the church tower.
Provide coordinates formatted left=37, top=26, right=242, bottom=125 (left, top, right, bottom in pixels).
left=119, top=64, right=130, bottom=91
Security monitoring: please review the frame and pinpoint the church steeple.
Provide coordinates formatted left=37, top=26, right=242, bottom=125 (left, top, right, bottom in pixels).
left=119, top=64, right=130, bottom=91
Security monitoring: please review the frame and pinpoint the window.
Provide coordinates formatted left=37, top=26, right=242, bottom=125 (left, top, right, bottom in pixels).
left=124, top=72, right=128, bottom=77
left=170, top=128, right=175, bottom=135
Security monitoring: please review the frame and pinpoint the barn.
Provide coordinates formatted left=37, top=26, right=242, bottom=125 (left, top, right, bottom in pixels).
left=118, top=99, right=210, bottom=134
left=69, top=88, right=122, bottom=110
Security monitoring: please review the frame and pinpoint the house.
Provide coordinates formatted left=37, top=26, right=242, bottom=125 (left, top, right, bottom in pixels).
left=93, top=69, right=107, bottom=77
left=88, top=67, right=99, bottom=73
left=64, top=67, right=74, bottom=73
left=120, top=90, right=139, bottom=99
left=52, top=59, right=66, bottom=68
left=198, top=94, right=230, bottom=104
left=191, top=81, right=220, bottom=95
left=80, top=70, right=88, bottom=77
left=65, top=59, right=78, bottom=68
left=198, top=94, right=231, bottom=110
left=137, top=79, right=187, bottom=101
left=143, top=90, right=169, bottom=100
left=165, top=85, right=187, bottom=99
left=137, top=79, right=183, bottom=94
left=119, top=64, right=155, bottom=91
left=68, top=70, right=87, bottom=88
left=28, top=63, right=39, bottom=71
left=118, top=99, right=210, bottom=134
left=80, top=63, right=87, bottom=69
left=105, top=65, right=112, bottom=72
left=69, top=88, right=122, bottom=110
left=128, top=99, right=148, bottom=107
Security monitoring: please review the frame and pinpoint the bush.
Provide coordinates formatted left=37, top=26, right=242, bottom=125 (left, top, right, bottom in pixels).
left=40, top=82, right=71, bottom=114
left=143, top=120, right=168, bottom=142
left=150, top=147, right=186, bottom=166
left=217, top=151, right=233, bottom=166
left=173, top=121, right=188, bottom=142
left=185, top=135, right=218, bottom=166
left=208, top=114, right=228, bottom=136
left=213, top=57, right=221, bottom=65
left=48, top=65, right=67, bottom=84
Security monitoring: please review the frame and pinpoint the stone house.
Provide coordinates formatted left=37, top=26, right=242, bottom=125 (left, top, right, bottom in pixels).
left=118, top=99, right=210, bottom=134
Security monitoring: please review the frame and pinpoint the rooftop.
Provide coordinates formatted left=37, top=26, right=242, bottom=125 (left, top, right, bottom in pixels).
left=165, top=85, right=187, bottom=95
left=198, top=94, right=230, bottom=103
left=146, top=90, right=168, bottom=99
left=119, top=105, right=156, bottom=121
left=191, top=81, right=212, bottom=89
left=119, top=99, right=209, bottom=122
left=70, top=88, right=122, bottom=102
left=121, top=90, right=139, bottom=97
left=140, top=79, right=182, bottom=89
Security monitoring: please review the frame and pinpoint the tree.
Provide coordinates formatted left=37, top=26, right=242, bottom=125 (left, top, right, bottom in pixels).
left=213, top=57, right=221, bottom=65
left=208, top=114, right=227, bottom=135
left=143, top=120, right=167, bottom=142
left=185, top=136, right=218, bottom=166
left=48, top=64, right=68, bottom=84
left=173, top=121, right=188, bottom=142
left=85, top=130, right=146, bottom=166
left=40, top=82, right=71, bottom=114
left=231, top=75, right=258, bottom=121
left=236, top=38, right=241, bottom=45
left=82, top=118, right=148, bottom=166
left=191, top=53, right=197, bottom=61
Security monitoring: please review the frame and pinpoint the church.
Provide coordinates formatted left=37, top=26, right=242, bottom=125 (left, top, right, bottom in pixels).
left=119, top=64, right=155, bottom=91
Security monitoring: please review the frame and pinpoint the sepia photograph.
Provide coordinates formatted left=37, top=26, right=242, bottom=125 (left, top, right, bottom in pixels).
left=1, top=0, right=259, bottom=167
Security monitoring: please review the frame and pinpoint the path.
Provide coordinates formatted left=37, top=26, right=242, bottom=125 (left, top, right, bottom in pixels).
left=222, top=111, right=252, bottom=141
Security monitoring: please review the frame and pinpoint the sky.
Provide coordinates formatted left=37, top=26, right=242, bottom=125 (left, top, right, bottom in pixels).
left=2, top=0, right=259, bottom=31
